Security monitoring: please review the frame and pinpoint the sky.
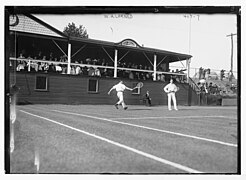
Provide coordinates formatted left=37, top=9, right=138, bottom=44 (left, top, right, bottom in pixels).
left=35, top=13, right=238, bottom=77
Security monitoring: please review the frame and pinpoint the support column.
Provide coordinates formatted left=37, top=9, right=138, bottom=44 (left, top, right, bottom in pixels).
left=28, top=60, right=31, bottom=72
left=114, top=49, right=118, bottom=78
left=153, top=54, right=157, bottom=81
left=186, top=58, right=191, bottom=83
left=67, top=43, right=71, bottom=74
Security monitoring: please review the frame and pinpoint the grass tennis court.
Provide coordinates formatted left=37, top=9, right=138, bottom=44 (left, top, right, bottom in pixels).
left=9, top=104, right=238, bottom=174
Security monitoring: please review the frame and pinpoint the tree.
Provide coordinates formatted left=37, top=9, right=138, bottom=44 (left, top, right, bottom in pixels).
left=63, top=22, right=89, bottom=38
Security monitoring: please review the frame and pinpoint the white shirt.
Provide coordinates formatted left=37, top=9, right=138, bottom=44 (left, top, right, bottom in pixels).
left=113, top=83, right=126, bottom=92
left=164, top=83, right=177, bottom=93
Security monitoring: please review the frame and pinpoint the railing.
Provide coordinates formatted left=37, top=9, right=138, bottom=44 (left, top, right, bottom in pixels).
left=188, top=77, right=200, bottom=93
left=9, top=57, right=187, bottom=78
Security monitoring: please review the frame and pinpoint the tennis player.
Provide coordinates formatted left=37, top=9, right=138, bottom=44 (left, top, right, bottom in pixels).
left=163, top=79, right=178, bottom=111
left=108, top=80, right=133, bottom=110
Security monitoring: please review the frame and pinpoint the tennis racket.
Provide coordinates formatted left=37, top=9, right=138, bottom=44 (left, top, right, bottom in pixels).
left=133, top=82, right=144, bottom=90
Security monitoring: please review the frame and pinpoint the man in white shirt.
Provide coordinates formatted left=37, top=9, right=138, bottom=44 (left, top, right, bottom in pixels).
left=164, top=79, right=178, bottom=111
left=108, top=81, right=133, bottom=110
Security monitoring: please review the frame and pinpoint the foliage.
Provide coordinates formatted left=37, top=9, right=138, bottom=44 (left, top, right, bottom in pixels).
left=63, top=22, right=89, bottom=38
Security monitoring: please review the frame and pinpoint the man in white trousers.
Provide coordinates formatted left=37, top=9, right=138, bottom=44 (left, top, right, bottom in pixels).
left=108, top=80, right=133, bottom=110
left=164, top=79, right=178, bottom=111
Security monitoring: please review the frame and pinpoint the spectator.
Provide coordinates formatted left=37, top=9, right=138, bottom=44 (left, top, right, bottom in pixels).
left=160, top=74, right=165, bottom=82
left=229, top=70, right=233, bottom=81
left=70, top=66, right=76, bottom=75
left=55, top=64, right=62, bottom=73
left=82, top=66, right=88, bottom=75
left=16, top=61, right=26, bottom=71
left=37, top=51, right=43, bottom=60
left=129, top=71, right=134, bottom=79
left=75, top=65, right=82, bottom=75
left=61, top=65, right=67, bottom=74
left=92, top=59, right=97, bottom=65
left=48, top=63, right=56, bottom=73
left=208, top=82, right=213, bottom=94
left=220, top=69, right=225, bottom=81
left=88, top=67, right=95, bottom=76
left=94, top=67, right=101, bottom=77
left=18, top=53, right=25, bottom=59
left=49, top=52, right=54, bottom=61
left=199, top=67, right=203, bottom=79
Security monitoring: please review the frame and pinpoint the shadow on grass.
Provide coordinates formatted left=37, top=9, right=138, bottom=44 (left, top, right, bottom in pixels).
left=127, top=108, right=152, bottom=111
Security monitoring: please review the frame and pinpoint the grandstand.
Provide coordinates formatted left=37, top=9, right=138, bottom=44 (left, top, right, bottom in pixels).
left=8, top=13, right=200, bottom=106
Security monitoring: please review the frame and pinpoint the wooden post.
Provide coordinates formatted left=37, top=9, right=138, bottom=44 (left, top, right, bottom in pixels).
left=114, top=49, right=118, bottom=78
left=153, top=54, right=157, bottom=81
left=186, top=58, right=191, bottom=83
left=67, top=43, right=71, bottom=74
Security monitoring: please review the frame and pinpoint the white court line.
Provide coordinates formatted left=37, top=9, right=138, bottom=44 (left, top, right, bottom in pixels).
left=52, top=110, right=237, bottom=148
left=20, top=110, right=202, bottom=173
left=110, top=115, right=237, bottom=120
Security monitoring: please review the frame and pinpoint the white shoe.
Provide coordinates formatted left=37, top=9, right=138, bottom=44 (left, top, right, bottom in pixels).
left=168, top=109, right=172, bottom=111
left=174, top=108, right=178, bottom=111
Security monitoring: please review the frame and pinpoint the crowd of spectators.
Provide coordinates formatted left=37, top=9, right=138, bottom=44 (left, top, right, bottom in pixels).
left=10, top=51, right=186, bottom=83
left=198, top=67, right=234, bottom=81
left=197, top=81, right=237, bottom=95
left=198, top=67, right=211, bottom=80
left=197, top=81, right=221, bottom=95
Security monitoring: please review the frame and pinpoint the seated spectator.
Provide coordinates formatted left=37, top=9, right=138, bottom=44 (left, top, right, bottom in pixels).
left=86, top=58, right=91, bottom=64
left=92, top=59, right=98, bottom=65
left=55, top=64, right=62, bottom=73
left=61, top=65, right=67, bottom=74
left=122, top=62, right=127, bottom=68
left=49, top=52, right=54, bottom=61
left=160, top=74, right=165, bottom=82
left=18, top=53, right=25, bottom=59
left=82, top=66, right=88, bottom=75
left=43, top=63, right=49, bottom=72
left=32, top=61, right=39, bottom=72
left=135, top=72, right=140, bottom=79
left=70, top=66, right=76, bottom=75
left=42, top=56, right=47, bottom=60
left=101, top=68, right=108, bottom=77
left=108, top=69, right=114, bottom=77
left=88, top=67, right=95, bottom=76
left=101, top=59, right=106, bottom=66
left=16, top=61, right=26, bottom=71
left=94, top=67, right=101, bottom=77
left=99, top=68, right=105, bottom=77
left=139, top=72, right=144, bottom=80
left=117, top=69, right=123, bottom=78
left=37, top=51, right=43, bottom=60
left=129, top=71, right=134, bottom=79
left=48, top=63, right=56, bottom=73
left=75, top=65, right=82, bottom=75
left=97, top=59, right=101, bottom=65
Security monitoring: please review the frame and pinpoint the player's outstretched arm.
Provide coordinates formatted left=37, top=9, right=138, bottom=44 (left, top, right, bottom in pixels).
left=125, top=86, right=133, bottom=91
left=108, top=87, right=114, bottom=95
left=163, top=85, right=169, bottom=93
